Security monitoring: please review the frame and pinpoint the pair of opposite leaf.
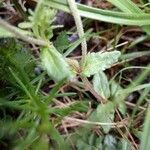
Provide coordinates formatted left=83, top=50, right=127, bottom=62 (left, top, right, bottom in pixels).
left=41, top=45, right=121, bottom=81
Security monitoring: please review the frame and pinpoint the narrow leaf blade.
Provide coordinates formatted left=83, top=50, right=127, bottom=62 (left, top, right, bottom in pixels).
left=140, top=108, right=150, bottom=150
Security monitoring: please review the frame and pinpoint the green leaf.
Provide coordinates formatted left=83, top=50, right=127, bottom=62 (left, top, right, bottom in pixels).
left=82, top=51, right=121, bottom=77
left=110, top=81, right=122, bottom=97
left=32, top=1, right=56, bottom=39
left=89, top=102, right=115, bottom=133
left=110, top=81, right=126, bottom=115
left=54, top=31, right=70, bottom=53
left=18, top=22, right=33, bottom=29
left=93, top=71, right=110, bottom=99
left=76, top=132, right=103, bottom=150
left=41, top=45, right=72, bottom=81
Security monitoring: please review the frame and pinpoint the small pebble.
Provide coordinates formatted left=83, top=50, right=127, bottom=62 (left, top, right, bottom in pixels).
left=34, top=66, right=42, bottom=75
left=68, top=34, right=79, bottom=42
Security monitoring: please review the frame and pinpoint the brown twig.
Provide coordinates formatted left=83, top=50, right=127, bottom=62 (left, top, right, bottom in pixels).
left=81, top=76, right=107, bottom=104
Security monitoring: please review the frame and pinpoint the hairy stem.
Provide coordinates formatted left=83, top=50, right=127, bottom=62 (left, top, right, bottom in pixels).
left=67, top=0, right=87, bottom=65
left=0, top=18, right=48, bottom=46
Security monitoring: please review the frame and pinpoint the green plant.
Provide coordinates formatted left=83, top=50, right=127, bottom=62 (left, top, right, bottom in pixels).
left=0, top=0, right=150, bottom=149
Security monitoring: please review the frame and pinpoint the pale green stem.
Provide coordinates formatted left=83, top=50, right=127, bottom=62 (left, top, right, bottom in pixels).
left=65, top=117, right=126, bottom=127
left=0, top=18, right=48, bottom=46
left=67, top=0, right=87, bottom=65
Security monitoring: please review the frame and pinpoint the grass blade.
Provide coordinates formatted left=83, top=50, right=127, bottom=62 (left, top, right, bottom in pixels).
left=107, top=0, right=150, bottom=35
left=141, top=107, right=150, bottom=150
left=44, top=0, right=150, bottom=26
left=44, top=79, right=66, bottom=104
